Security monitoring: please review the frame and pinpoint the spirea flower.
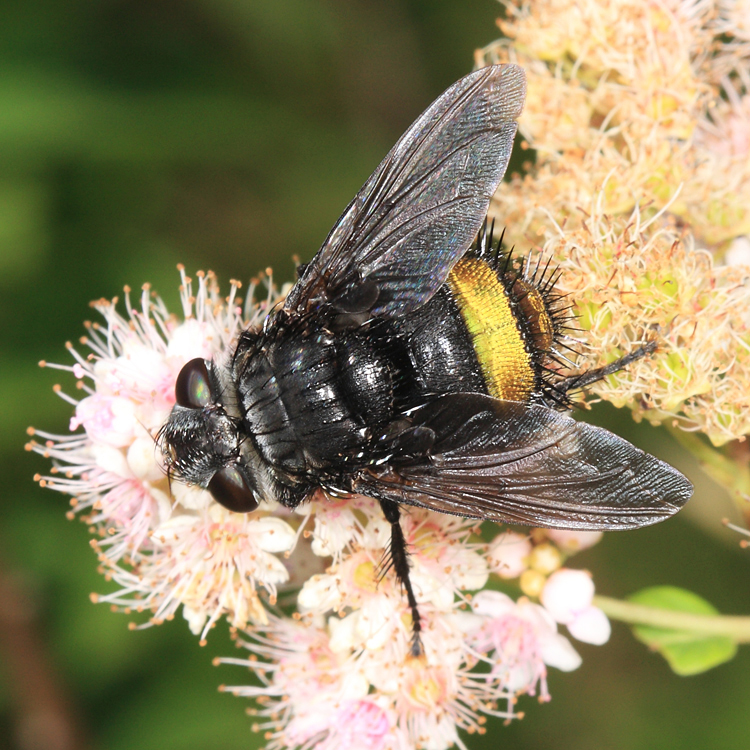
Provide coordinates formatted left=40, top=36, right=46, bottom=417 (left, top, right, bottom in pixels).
left=486, top=531, right=532, bottom=579
left=470, top=590, right=582, bottom=695
left=476, top=0, right=750, bottom=443
left=30, top=269, right=613, bottom=747
left=541, top=569, right=611, bottom=646
left=27, top=268, right=299, bottom=640
left=475, top=0, right=750, bottom=526
left=220, top=502, right=593, bottom=750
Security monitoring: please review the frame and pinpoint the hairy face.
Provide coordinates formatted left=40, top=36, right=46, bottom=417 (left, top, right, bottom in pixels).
left=159, top=358, right=259, bottom=513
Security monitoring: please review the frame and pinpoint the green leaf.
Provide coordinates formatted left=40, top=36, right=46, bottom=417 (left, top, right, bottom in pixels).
left=628, top=586, right=737, bottom=675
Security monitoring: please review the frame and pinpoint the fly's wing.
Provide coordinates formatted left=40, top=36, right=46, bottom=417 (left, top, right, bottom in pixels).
left=285, top=64, right=526, bottom=318
left=354, top=395, right=692, bottom=530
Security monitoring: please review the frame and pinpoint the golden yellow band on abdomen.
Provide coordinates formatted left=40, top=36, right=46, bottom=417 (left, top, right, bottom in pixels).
left=447, top=258, right=536, bottom=402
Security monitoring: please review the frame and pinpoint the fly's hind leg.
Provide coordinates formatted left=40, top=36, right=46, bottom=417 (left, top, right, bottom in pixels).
left=556, top=339, right=657, bottom=396
left=378, top=498, right=423, bottom=658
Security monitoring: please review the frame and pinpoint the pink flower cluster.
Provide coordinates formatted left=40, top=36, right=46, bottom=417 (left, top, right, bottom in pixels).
left=29, top=271, right=611, bottom=748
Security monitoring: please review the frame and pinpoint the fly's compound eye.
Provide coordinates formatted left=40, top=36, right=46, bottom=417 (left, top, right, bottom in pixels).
left=175, top=358, right=213, bottom=409
left=208, top=465, right=259, bottom=513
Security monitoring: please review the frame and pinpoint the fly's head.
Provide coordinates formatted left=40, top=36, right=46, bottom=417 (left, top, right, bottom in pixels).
left=159, top=357, right=260, bottom=513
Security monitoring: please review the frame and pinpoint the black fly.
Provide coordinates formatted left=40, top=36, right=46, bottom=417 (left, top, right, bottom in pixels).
left=159, top=65, right=692, bottom=656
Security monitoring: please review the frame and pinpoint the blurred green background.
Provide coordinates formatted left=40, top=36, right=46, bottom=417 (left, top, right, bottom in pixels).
left=3, top=1, right=750, bottom=749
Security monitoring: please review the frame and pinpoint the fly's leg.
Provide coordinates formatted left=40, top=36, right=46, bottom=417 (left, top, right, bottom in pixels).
left=379, top=498, right=423, bottom=658
left=557, top=340, right=657, bottom=395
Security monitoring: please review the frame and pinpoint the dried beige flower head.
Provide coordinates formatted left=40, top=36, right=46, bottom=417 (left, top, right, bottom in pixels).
left=475, top=1, right=750, bottom=481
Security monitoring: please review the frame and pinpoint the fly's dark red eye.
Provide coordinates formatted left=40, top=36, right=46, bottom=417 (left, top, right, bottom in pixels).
left=208, top=465, right=259, bottom=513
left=175, top=358, right=212, bottom=409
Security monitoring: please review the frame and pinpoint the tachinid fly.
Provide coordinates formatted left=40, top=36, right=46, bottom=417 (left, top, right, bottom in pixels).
left=159, top=65, right=693, bottom=655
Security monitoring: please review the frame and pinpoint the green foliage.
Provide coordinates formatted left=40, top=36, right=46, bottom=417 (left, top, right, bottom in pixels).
left=629, top=586, right=738, bottom=675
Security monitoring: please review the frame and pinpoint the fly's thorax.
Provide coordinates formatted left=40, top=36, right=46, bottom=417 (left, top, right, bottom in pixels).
left=232, top=315, right=377, bottom=496
left=447, top=256, right=564, bottom=403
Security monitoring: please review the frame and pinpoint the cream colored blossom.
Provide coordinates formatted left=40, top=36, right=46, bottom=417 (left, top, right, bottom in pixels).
left=541, top=568, right=612, bottom=646
left=476, top=0, right=750, bottom=455
left=486, top=530, right=532, bottom=579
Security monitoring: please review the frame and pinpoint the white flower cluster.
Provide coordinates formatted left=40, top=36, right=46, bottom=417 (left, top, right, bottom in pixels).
left=29, top=272, right=611, bottom=749
left=29, top=270, right=297, bottom=639
left=222, top=499, right=606, bottom=750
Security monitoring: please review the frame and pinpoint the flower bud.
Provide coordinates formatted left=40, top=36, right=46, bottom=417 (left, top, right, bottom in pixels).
left=487, top=531, right=531, bottom=579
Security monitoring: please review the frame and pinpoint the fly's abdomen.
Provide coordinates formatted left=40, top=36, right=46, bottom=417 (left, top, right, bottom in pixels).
left=390, top=288, right=487, bottom=399
left=445, top=255, right=565, bottom=404
left=448, top=258, right=537, bottom=401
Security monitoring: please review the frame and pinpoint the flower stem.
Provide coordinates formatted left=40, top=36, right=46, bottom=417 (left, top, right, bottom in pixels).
left=594, top=596, right=750, bottom=643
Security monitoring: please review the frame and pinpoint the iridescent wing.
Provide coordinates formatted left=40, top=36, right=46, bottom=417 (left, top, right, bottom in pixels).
left=285, top=64, right=526, bottom=318
left=354, top=395, right=692, bottom=530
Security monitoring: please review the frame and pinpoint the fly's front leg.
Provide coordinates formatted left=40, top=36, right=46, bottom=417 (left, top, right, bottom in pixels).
left=379, top=498, right=423, bottom=658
